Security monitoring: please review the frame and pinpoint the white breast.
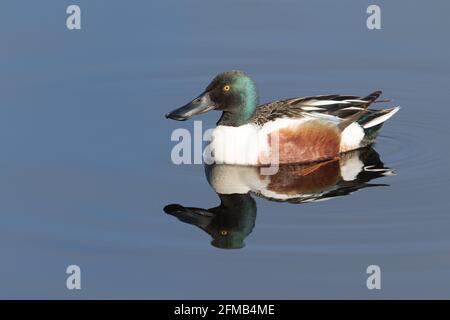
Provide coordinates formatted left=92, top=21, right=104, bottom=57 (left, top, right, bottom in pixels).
left=209, top=124, right=260, bottom=165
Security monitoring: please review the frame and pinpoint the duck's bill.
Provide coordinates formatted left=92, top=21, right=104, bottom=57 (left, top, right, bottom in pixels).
left=165, top=92, right=216, bottom=121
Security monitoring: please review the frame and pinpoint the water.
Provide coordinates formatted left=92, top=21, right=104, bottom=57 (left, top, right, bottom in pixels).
left=0, top=0, right=449, bottom=299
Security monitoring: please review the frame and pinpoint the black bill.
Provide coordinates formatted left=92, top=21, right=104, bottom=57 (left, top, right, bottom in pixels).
left=165, top=91, right=216, bottom=121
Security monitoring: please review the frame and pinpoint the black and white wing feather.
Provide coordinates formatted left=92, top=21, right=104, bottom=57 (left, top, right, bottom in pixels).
left=252, top=91, right=383, bottom=126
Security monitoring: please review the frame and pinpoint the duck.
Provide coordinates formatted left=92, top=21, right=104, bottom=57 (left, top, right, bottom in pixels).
left=164, top=147, right=394, bottom=249
left=166, top=70, right=400, bottom=165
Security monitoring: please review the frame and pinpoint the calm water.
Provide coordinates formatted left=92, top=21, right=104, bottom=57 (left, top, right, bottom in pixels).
left=1, top=0, right=450, bottom=299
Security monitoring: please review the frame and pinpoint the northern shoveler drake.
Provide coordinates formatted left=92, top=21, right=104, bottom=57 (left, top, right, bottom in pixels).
left=166, top=70, right=400, bottom=165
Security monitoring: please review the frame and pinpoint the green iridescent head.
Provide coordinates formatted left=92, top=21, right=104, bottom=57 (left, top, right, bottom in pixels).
left=166, top=70, right=259, bottom=126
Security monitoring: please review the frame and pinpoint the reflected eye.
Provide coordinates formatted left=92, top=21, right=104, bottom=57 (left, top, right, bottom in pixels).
left=223, top=85, right=231, bottom=92
left=220, top=230, right=228, bottom=236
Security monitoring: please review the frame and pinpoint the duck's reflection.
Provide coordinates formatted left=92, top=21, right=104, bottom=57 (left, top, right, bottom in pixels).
left=164, top=147, right=394, bottom=249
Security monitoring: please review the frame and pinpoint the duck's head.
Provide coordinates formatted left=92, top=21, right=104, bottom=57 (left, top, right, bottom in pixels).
left=165, top=70, right=258, bottom=126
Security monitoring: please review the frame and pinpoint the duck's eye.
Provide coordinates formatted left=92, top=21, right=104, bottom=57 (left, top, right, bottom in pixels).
left=223, top=85, right=231, bottom=92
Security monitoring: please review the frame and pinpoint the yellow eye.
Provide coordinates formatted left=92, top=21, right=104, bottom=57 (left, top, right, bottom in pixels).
left=220, top=230, right=228, bottom=236
left=223, top=85, right=230, bottom=92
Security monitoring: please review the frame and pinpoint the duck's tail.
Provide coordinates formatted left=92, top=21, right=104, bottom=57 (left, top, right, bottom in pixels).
left=358, top=106, right=400, bottom=129
left=357, top=106, right=400, bottom=144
